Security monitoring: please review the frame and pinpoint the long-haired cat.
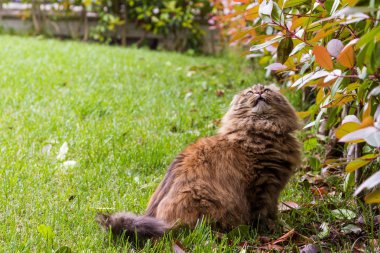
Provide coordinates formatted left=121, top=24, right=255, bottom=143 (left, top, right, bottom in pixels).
left=97, top=84, right=301, bottom=239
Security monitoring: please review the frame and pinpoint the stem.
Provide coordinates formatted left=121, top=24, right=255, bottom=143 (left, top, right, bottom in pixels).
left=331, top=74, right=380, bottom=84
left=343, top=25, right=358, bottom=39
left=282, top=12, right=324, bottom=19
left=271, top=20, right=313, bottom=47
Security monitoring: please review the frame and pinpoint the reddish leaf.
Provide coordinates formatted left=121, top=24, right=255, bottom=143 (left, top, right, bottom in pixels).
left=322, top=94, right=355, bottom=108
left=337, top=45, right=355, bottom=68
left=313, top=46, right=333, bottom=70
left=363, top=102, right=372, bottom=119
left=244, top=5, right=259, bottom=20
left=230, top=28, right=255, bottom=43
left=270, top=229, right=295, bottom=245
left=360, top=116, right=374, bottom=128
left=311, top=187, right=328, bottom=196
left=291, top=17, right=309, bottom=31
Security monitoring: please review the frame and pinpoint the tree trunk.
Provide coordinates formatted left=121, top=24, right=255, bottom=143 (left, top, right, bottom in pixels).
left=82, top=4, right=88, bottom=41
left=0, top=0, right=3, bottom=22
left=121, top=3, right=127, bottom=46
left=31, top=0, right=41, bottom=34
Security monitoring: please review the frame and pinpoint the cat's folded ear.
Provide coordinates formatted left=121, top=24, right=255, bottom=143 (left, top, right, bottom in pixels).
left=267, top=83, right=280, bottom=92
left=230, top=95, right=239, bottom=107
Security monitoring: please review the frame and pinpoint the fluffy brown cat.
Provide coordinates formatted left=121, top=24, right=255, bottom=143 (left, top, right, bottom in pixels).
left=97, top=84, right=301, bottom=240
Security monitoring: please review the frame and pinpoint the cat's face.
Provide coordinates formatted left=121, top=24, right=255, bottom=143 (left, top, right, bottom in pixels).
left=220, top=84, right=300, bottom=134
left=232, top=84, right=288, bottom=114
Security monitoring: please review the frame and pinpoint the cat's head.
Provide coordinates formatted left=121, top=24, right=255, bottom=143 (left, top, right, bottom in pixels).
left=219, top=84, right=301, bottom=135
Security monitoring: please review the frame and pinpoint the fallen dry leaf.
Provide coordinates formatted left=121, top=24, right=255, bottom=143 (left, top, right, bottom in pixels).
left=279, top=201, right=300, bottom=212
left=270, top=229, right=295, bottom=245
left=299, top=244, right=319, bottom=253
left=311, top=187, right=329, bottom=197
left=215, top=89, right=225, bottom=97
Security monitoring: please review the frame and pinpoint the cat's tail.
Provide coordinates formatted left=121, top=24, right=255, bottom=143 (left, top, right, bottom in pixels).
left=96, top=212, right=169, bottom=240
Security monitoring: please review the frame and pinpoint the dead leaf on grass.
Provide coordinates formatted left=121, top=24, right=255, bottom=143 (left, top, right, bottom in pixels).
left=279, top=201, right=300, bottom=212
left=215, top=89, right=225, bottom=97
left=311, top=187, right=329, bottom=197
left=299, top=244, right=319, bottom=253
left=341, top=224, right=362, bottom=234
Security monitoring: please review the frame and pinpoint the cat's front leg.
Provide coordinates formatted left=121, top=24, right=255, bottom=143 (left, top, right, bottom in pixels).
left=249, top=184, right=281, bottom=232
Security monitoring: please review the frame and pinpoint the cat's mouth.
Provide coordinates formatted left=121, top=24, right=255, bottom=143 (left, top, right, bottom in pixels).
left=253, top=97, right=267, bottom=107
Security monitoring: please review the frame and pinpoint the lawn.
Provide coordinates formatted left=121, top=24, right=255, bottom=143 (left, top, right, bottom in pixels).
left=0, top=35, right=260, bottom=252
left=0, top=35, right=378, bottom=252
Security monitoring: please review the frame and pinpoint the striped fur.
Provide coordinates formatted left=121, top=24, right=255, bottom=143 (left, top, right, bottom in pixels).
left=97, top=84, right=301, bottom=239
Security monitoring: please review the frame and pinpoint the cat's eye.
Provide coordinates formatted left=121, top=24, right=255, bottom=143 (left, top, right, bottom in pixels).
left=264, top=89, right=270, bottom=93
left=246, top=91, right=253, bottom=96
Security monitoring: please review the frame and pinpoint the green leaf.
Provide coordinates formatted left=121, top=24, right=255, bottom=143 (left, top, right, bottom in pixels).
left=283, top=0, right=309, bottom=8
left=227, top=225, right=251, bottom=239
left=331, top=209, right=356, bottom=220
left=341, top=224, right=362, bottom=234
left=345, top=156, right=372, bottom=172
left=343, top=172, right=355, bottom=192
left=303, top=138, right=318, bottom=151
left=357, top=25, right=380, bottom=48
left=250, top=36, right=282, bottom=51
left=330, top=0, right=341, bottom=15
left=277, top=37, right=294, bottom=64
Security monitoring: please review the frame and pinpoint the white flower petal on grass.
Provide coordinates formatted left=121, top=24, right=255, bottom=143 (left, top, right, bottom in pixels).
left=57, top=142, right=69, bottom=161
left=63, top=160, right=77, bottom=168
left=42, top=144, right=52, bottom=156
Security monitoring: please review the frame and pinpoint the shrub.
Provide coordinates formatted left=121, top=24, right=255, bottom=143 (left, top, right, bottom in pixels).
left=3, top=0, right=212, bottom=51
left=211, top=0, right=380, bottom=202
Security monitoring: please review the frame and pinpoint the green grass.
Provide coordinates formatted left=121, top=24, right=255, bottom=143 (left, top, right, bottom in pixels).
left=0, top=35, right=378, bottom=252
left=0, top=35, right=262, bottom=252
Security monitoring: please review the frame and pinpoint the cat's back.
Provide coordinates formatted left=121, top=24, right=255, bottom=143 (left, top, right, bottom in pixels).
left=148, top=135, right=253, bottom=228
left=177, top=134, right=251, bottom=179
